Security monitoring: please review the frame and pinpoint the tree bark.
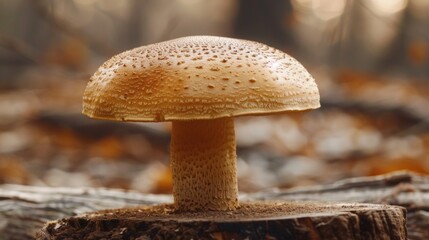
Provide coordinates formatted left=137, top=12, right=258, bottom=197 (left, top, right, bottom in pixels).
left=1, top=171, right=427, bottom=239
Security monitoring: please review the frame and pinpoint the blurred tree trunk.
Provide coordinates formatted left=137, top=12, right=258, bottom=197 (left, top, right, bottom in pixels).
left=377, top=3, right=429, bottom=78
left=378, top=3, right=412, bottom=72
left=329, top=0, right=362, bottom=68
left=233, top=0, right=294, bottom=50
left=120, top=0, right=146, bottom=49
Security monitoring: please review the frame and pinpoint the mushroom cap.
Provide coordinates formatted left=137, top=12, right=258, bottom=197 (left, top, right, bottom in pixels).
left=83, top=36, right=320, bottom=122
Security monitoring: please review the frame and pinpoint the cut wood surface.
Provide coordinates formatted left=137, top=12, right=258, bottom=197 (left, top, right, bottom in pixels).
left=37, top=202, right=405, bottom=240
left=1, top=171, right=428, bottom=239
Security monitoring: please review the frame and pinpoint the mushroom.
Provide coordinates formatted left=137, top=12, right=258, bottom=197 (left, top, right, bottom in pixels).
left=83, top=36, right=320, bottom=211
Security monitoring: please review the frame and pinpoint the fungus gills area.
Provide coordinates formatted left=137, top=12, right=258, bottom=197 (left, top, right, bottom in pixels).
left=171, top=118, right=238, bottom=211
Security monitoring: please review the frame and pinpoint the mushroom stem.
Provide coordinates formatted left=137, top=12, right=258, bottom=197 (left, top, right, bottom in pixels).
left=171, top=117, right=238, bottom=211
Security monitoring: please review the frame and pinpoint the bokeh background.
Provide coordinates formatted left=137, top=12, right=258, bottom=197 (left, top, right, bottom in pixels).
left=1, top=0, right=428, bottom=194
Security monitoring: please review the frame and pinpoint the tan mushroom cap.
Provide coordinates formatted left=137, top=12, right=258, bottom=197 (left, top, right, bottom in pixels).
left=83, top=36, right=320, bottom=122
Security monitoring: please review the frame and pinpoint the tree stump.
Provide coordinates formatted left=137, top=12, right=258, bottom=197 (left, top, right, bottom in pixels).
left=3, top=170, right=429, bottom=239
left=36, top=202, right=405, bottom=240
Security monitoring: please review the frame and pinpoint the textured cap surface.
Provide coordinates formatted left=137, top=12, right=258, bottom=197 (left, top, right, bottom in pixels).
left=83, top=36, right=320, bottom=121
